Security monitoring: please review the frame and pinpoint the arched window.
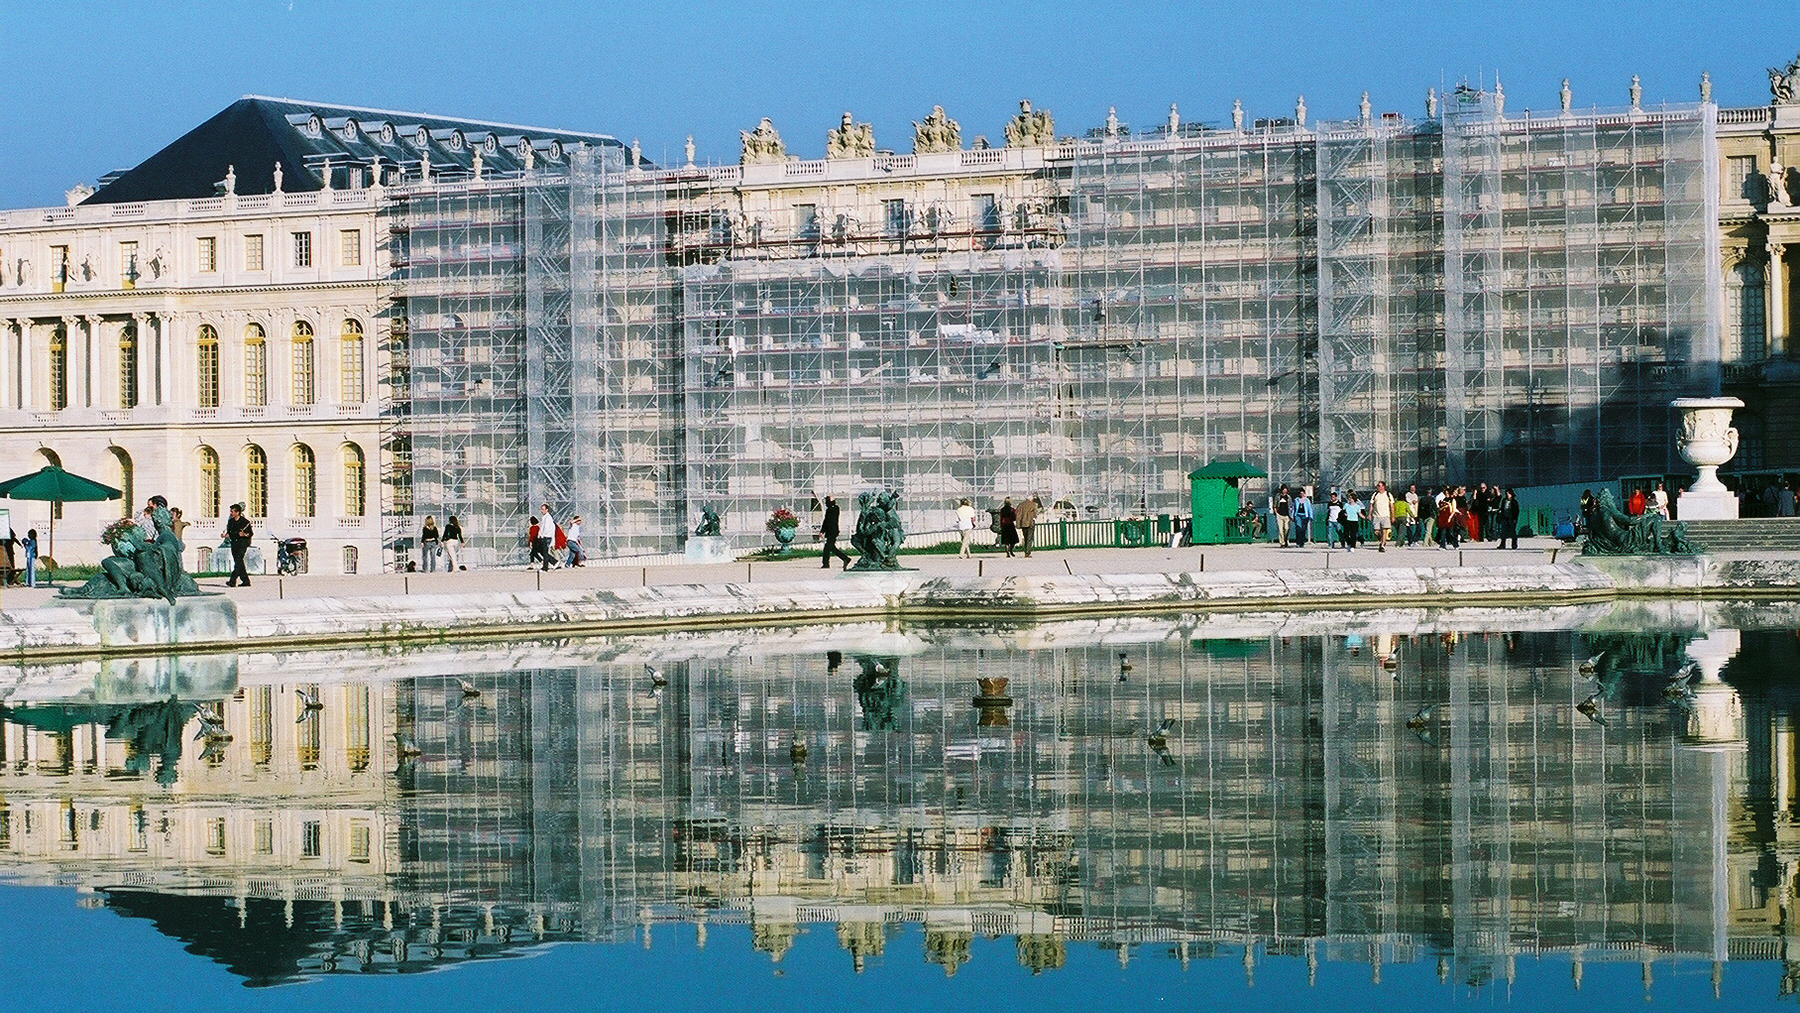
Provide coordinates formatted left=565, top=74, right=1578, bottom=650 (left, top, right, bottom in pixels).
left=244, top=323, right=267, bottom=407
left=340, top=319, right=365, bottom=404
left=108, top=448, right=133, bottom=519
left=49, top=324, right=68, bottom=410
left=291, top=320, right=315, bottom=405
left=343, top=443, right=366, bottom=516
left=197, top=324, right=220, bottom=408
left=119, top=321, right=138, bottom=408
left=293, top=444, right=316, bottom=517
left=245, top=445, right=268, bottom=517
left=198, top=446, right=221, bottom=518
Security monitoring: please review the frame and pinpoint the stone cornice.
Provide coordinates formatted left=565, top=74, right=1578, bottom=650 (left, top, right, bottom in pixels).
left=0, top=279, right=386, bottom=308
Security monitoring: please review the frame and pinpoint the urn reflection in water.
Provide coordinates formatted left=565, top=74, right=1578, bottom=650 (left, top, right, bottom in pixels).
left=1671, top=397, right=1744, bottom=520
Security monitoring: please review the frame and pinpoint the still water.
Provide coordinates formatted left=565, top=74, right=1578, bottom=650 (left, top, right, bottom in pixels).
left=3, top=601, right=1799, bottom=1011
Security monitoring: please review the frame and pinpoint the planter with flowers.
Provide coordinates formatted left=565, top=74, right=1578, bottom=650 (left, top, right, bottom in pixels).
left=766, top=508, right=800, bottom=555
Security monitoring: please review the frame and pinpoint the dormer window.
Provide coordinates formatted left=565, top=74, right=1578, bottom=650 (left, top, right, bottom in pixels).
left=483, top=134, right=499, bottom=155
left=379, top=123, right=396, bottom=144
left=547, top=140, right=564, bottom=160
left=341, top=121, right=358, bottom=141
left=306, top=114, right=323, bottom=138
left=415, top=126, right=429, bottom=146
left=447, top=130, right=465, bottom=151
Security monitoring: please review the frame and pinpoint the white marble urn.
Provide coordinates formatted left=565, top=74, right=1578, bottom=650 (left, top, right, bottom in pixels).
left=1671, top=397, right=1744, bottom=519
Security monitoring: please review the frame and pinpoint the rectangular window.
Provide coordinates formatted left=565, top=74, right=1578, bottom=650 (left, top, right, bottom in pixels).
left=301, top=820, right=322, bottom=858
left=292, top=339, right=315, bottom=405
left=793, top=204, right=819, bottom=241
left=340, top=229, right=362, bottom=267
left=244, top=234, right=265, bottom=271
left=1728, top=155, right=1757, bottom=202
left=245, top=338, right=267, bottom=407
left=206, top=818, right=226, bottom=855
left=197, top=236, right=217, bottom=273
left=51, top=245, right=69, bottom=289
left=349, top=821, right=371, bottom=863
left=292, top=231, right=312, bottom=268
left=250, top=686, right=273, bottom=765
left=119, top=241, right=139, bottom=287
left=884, top=199, right=908, bottom=238
left=341, top=335, right=364, bottom=403
left=254, top=819, right=273, bottom=855
left=119, top=325, right=138, bottom=409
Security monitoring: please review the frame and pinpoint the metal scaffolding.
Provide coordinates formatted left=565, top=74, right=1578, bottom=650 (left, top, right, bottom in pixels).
left=391, top=95, right=1719, bottom=565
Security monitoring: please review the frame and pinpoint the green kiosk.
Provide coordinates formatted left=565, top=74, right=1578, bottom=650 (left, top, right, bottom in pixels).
left=1188, top=460, right=1267, bottom=544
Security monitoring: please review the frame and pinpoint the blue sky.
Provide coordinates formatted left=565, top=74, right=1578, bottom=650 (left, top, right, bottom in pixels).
left=0, top=1, right=1791, bottom=208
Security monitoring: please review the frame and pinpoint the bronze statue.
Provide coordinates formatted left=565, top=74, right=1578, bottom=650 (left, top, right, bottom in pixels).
left=62, top=500, right=201, bottom=603
left=693, top=508, right=722, bottom=537
left=848, top=489, right=905, bottom=570
left=1580, top=488, right=1700, bottom=556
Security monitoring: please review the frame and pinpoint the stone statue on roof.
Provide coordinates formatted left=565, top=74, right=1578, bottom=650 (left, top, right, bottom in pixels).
left=827, top=112, right=875, bottom=159
left=219, top=164, right=236, bottom=196
left=913, top=106, right=961, bottom=154
left=1773, top=54, right=1800, bottom=105
left=740, top=118, right=786, bottom=165
left=272, top=161, right=283, bottom=192
left=1005, top=99, right=1055, bottom=147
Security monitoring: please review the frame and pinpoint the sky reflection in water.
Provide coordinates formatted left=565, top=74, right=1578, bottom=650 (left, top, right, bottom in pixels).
left=2, top=604, right=1798, bottom=1011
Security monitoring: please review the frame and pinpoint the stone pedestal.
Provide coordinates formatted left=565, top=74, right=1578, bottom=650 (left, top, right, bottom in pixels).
left=684, top=536, right=733, bottom=564
left=1685, top=629, right=1744, bottom=746
left=1672, top=397, right=1744, bottom=520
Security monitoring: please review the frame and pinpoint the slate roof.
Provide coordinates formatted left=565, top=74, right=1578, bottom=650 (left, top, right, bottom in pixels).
left=84, top=96, right=638, bottom=204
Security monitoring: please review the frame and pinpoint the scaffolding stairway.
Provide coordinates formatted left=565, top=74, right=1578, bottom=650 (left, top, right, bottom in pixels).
left=1680, top=519, right=1800, bottom=553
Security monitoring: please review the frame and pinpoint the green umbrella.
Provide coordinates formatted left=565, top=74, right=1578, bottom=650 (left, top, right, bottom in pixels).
left=0, top=465, right=123, bottom=562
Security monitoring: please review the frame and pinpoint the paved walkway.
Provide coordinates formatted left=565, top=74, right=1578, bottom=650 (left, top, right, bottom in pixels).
left=0, top=537, right=1586, bottom=609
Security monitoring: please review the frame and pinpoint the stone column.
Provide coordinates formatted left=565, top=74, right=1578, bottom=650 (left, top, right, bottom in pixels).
left=1770, top=243, right=1788, bottom=358
left=83, top=315, right=103, bottom=408
left=18, top=319, right=34, bottom=409
left=0, top=319, right=14, bottom=409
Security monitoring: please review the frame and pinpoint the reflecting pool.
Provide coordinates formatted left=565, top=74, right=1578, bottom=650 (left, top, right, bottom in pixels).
left=4, top=601, right=1800, bottom=1010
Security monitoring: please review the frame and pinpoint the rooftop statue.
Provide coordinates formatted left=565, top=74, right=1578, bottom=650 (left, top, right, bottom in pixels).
left=1771, top=53, right=1800, bottom=105
left=826, top=111, right=875, bottom=159
left=913, top=106, right=961, bottom=154
left=740, top=118, right=786, bottom=165
left=1004, top=99, right=1055, bottom=148
left=848, top=489, right=904, bottom=570
left=62, top=500, right=202, bottom=604
left=1580, top=488, right=1700, bottom=557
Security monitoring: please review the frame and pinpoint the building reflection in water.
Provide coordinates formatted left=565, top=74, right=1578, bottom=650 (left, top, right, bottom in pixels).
left=0, top=613, right=1795, bottom=993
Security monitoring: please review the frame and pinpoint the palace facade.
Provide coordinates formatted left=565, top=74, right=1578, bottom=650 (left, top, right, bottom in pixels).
left=3, top=58, right=1800, bottom=568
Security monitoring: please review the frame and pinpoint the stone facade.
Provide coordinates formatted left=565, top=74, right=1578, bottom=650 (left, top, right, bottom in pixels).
left=0, top=189, right=385, bottom=571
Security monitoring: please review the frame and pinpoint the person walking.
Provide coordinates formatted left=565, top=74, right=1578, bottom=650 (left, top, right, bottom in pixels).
left=998, top=497, right=1019, bottom=557
left=1404, top=484, right=1422, bottom=546
left=1273, top=484, right=1292, bottom=547
left=225, top=504, right=252, bottom=586
left=442, top=515, right=465, bottom=571
left=1325, top=491, right=1343, bottom=548
left=1435, top=495, right=1460, bottom=550
left=527, top=515, right=544, bottom=569
left=566, top=515, right=584, bottom=566
left=1497, top=488, right=1521, bottom=549
left=1018, top=494, right=1040, bottom=557
left=1651, top=481, right=1671, bottom=520
left=955, top=498, right=976, bottom=558
left=1370, top=481, right=1394, bottom=552
left=1340, top=491, right=1363, bottom=551
left=23, top=528, right=39, bottom=588
left=820, top=495, right=852, bottom=569
left=420, top=516, right=441, bottom=572
left=537, top=503, right=557, bottom=570
left=1293, top=488, right=1312, bottom=548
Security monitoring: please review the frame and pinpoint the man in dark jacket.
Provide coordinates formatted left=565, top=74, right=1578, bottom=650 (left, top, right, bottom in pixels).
left=1497, top=488, right=1522, bottom=550
left=820, top=495, right=852, bottom=569
left=225, top=503, right=253, bottom=587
